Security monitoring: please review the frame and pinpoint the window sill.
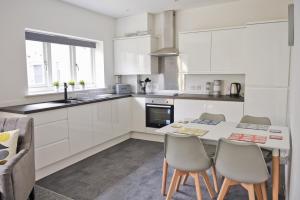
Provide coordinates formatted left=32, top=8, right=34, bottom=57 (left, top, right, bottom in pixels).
left=26, top=87, right=108, bottom=97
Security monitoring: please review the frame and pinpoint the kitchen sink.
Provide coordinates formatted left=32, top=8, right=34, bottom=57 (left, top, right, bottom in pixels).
left=50, top=99, right=83, bottom=104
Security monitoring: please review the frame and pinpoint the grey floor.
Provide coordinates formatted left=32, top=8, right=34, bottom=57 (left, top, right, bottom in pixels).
left=37, top=139, right=281, bottom=200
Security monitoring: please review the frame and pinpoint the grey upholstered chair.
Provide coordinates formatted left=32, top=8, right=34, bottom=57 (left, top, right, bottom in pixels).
left=240, top=115, right=271, bottom=125
left=0, top=117, right=35, bottom=200
left=164, top=134, right=215, bottom=200
left=240, top=115, right=272, bottom=163
left=200, top=113, right=226, bottom=122
left=215, top=138, right=269, bottom=200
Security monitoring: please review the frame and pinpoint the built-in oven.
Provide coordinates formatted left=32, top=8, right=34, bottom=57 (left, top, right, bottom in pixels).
left=146, top=98, right=174, bottom=128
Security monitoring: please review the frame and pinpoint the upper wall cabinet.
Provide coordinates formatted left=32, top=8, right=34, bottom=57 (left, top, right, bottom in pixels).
left=244, top=22, right=290, bottom=87
left=114, top=35, right=158, bottom=75
left=211, top=28, right=245, bottom=73
left=178, top=31, right=212, bottom=73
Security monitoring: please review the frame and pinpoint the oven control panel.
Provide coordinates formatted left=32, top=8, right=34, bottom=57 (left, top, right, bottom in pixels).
left=145, top=98, right=174, bottom=105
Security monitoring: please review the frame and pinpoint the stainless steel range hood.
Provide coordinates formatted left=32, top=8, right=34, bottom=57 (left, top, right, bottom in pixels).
left=151, top=11, right=179, bottom=57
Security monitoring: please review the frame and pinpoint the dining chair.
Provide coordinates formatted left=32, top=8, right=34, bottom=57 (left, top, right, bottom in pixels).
left=240, top=115, right=271, bottom=126
left=164, top=134, right=215, bottom=200
left=161, top=113, right=223, bottom=196
left=240, top=115, right=272, bottom=163
left=215, top=138, right=269, bottom=200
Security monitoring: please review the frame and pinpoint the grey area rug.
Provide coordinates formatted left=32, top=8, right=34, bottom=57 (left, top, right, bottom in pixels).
left=37, top=139, right=280, bottom=200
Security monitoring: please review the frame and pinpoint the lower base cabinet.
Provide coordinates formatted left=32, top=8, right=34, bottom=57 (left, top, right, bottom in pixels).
left=92, top=101, right=113, bottom=145
left=68, top=104, right=94, bottom=155
left=174, top=99, right=244, bottom=122
left=112, top=98, right=132, bottom=137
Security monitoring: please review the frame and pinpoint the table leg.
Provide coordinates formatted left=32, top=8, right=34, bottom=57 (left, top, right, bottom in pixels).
left=272, top=150, right=280, bottom=200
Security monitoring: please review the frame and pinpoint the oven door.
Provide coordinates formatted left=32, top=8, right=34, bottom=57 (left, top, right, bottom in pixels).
left=146, top=104, right=174, bottom=128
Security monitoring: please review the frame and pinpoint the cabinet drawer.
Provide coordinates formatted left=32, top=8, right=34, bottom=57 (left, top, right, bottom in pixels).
left=30, top=109, right=68, bottom=126
left=34, top=120, right=68, bottom=148
left=35, top=139, right=69, bottom=170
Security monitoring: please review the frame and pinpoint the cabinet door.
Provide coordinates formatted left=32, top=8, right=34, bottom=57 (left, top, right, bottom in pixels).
left=68, top=104, right=94, bottom=154
left=244, top=87, right=288, bottom=126
left=131, top=97, right=146, bottom=132
left=174, top=99, right=206, bottom=121
left=211, top=28, right=245, bottom=73
left=34, top=120, right=69, bottom=148
left=112, top=98, right=131, bottom=137
left=179, top=32, right=211, bottom=73
left=114, top=38, right=137, bottom=75
left=205, top=101, right=244, bottom=122
left=245, top=22, right=289, bottom=87
left=92, top=101, right=113, bottom=145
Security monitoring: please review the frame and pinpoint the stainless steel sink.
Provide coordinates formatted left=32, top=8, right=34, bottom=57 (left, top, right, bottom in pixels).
left=50, top=99, right=83, bottom=104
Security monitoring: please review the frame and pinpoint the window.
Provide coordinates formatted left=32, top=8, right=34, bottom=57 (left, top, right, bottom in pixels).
left=25, top=31, right=101, bottom=93
left=25, top=40, right=47, bottom=87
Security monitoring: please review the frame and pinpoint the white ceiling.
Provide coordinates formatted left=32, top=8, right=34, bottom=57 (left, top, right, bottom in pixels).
left=61, top=0, right=237, bottom=18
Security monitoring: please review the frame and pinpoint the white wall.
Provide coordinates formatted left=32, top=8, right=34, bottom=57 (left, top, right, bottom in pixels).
left=0, top=0, right=115, bottom=107
left=288, top=0, right=300, bottom=199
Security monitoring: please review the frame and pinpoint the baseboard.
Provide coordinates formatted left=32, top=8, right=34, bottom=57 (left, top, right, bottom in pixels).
left=130, top=132, right=164, bottom=143
left=36, top=133, right=131, bottom=180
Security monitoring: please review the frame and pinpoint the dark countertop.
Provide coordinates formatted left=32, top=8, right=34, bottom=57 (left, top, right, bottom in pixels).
left=0, top=93, right=243, bottom=115
left=132, top=93, right=244, bottom=102
left=0, top=94, right=131, bottom=114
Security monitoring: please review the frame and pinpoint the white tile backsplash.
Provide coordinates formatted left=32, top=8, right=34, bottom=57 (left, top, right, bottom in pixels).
left=184, top=74, right=245, bottom=95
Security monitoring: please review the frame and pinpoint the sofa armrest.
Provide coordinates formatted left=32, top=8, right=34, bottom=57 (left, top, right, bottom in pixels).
left=0, top=149, right=28, bottom=175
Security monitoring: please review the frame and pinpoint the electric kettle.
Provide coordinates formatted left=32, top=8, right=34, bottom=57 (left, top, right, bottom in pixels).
left=230, top=83, right=241, bottom=97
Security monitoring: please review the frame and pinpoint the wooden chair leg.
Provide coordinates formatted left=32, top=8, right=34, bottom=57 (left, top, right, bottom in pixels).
left=182, top=174, right=189, bottom=185
left=161, top=159, right=168, bottom=196
left=166, top=169, right=181, bottom=200
left=200, top=171, right=215, bottom=199
left=241, top=183, right=255, bottom=200
left=254, top=184, right=263, bottom=200
left=211, top=165, right=219, bottom=193
left=217, top=178, right=232, bottom=200
left=247, top=184, right=255, bottom=200
left=175, top=176, right=182, bottom=191
left=261, top=182, right=268, bottom=200
left=191, top=173, right=203, bottom=200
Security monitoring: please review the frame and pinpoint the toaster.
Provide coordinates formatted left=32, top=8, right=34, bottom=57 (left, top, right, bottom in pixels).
left=115, top=84, right=132, bottom=94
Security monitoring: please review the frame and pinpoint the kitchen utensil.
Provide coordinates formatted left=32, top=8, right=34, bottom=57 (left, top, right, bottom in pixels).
left=230, top=82, right=241, bottom=96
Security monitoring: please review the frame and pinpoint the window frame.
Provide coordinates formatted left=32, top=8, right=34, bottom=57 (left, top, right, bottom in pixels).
left=25, top=41, right=97, bottom=91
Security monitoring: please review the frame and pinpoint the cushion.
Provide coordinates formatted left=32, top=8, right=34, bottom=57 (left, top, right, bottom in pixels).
left=0, top=129, right=19, bottom=164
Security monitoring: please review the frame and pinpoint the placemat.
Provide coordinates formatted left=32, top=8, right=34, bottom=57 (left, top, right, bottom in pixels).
left=228, top=133, right=267, bottom=144
left=236, top=123, right=270, bottom=131
left=191, top=119, right=221, bottom=125
left=176, top=127, right=208, bottom=136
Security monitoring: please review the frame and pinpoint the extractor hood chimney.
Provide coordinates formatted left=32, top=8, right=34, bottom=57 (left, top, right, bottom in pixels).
left=151, top=10, right=179, bottom=57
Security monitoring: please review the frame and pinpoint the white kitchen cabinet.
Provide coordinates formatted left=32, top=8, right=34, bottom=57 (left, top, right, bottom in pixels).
left=131, top=97, right=146, bottom=132
left=114, top=35, right=158, bottom=75
left=244, top=87, right=288, bottom=126
left=34, top=120, right=68, bottom=148
left=244, top=22, right=290, bottom=87
left=174, top=99, right=244, bottom=122
left=205, top=101, right=244, bottom=122
left=178, top=31, right=212, bottom=73
left=35, top=140, right=69, bottom=170
left=211, top=28, right=245, bottom=73
left=174, top=99, right=207, bottom=121
left=92, top=101, right=113, bottom=145
left=112, top=98, right=132, bottom=137
left=68, top=104, right=94, bottom=154
left=29, top=109, right=70, bottom=170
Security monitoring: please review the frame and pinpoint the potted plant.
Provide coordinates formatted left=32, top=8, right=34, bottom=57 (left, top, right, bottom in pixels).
left=79, top=80, right=85, bottom=89
left=53, top=81, right=60, bottom=92
left=68, top=80, right=75, bottom=91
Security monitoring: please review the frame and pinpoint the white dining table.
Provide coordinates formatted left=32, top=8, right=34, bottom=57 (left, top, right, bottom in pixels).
left=156, top=121, right=290, bottom=200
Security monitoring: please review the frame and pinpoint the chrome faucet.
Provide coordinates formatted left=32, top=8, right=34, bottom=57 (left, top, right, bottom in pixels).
left=64, top=82, right=68, bottom=101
